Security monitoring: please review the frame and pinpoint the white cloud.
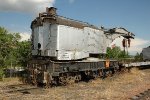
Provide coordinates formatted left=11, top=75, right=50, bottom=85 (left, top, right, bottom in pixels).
left=0, top=0, right=55, bottom=15
left=110, top=37, right=150, bottom=55
left=19, top=32, right=31, bottom=41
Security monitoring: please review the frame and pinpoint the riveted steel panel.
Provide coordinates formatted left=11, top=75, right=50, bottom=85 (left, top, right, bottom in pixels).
left=57, top=25, right=89, bottom=60
left=84, top=27, right=107, bottom=54
left=32, top=23, right=108, bottom=60
left=43, top=23, right=57, bottom=56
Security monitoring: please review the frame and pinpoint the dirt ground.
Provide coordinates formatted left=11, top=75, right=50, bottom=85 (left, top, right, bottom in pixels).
left=0, top=68, right=150, bottom=100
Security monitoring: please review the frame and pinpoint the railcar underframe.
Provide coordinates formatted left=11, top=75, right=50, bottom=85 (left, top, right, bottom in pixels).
left=26, top=57, right=120, bottom=87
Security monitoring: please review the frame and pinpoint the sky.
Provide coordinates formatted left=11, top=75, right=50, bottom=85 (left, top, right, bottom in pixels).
left=0, top=0, right=150, bottom=55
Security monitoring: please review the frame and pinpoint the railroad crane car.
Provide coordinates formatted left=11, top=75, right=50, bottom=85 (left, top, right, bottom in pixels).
left=142, top=46, right=150, bottom=61
left=27, top=7, right=135, bottom=86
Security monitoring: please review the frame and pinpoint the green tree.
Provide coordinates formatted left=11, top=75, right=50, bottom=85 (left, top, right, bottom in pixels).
left=0, top=27, right=31, bottom=68
left=106, top=46, right=130, bottom=59
left=0, top=27, right=14, bottom=67
left=134, top=52, right=143, bottom=61
left=17, top=41, right=31, bottom=67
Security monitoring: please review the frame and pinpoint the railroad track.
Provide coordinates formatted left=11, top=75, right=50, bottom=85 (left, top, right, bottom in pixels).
left=130, top=89, right=150, bottom=100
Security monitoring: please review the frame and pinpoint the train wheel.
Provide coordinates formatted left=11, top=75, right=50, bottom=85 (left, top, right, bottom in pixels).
left=98, top=69, right=103, bottom=78
left=75, top=74, right=81, bottom=83
left=66, top=76, right=75, bottom=84
left=59, top=76, right=67, bottom=86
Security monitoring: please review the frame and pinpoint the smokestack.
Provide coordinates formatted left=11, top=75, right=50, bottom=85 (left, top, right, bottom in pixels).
left=46, top=7, right=57, bottom=15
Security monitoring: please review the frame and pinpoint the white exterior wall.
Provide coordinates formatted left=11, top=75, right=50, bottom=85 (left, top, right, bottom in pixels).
left=57, top=25, right=89, bottom=60
left=32, top=23, right=108, bottom=60
left=84, top=27, right=107, bottom=54
left=43, top=23, right=57, bottom=56
left=32, top=23, right=58, bottom=56
left=33, top=27, right=43, bottom=50
left=32, top=26, right=43, bottom=55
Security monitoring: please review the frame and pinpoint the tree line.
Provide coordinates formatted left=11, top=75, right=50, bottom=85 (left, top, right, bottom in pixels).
left=0, top=27, right=31, bottom=69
